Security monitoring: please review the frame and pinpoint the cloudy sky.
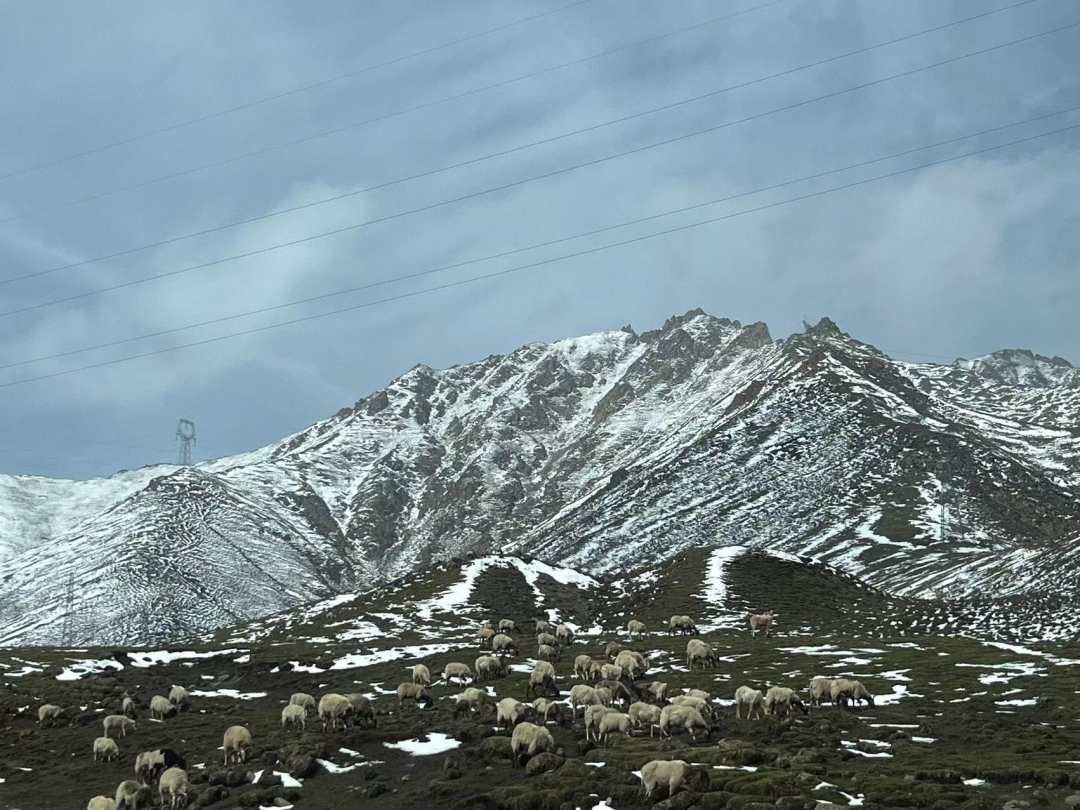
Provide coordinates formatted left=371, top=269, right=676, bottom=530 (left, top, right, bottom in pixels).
left=1, top=0, right=1077, bottom=479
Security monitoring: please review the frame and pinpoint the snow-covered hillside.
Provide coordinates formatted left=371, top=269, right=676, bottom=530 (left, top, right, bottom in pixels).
left=2, top=309, right=1078, bottom=645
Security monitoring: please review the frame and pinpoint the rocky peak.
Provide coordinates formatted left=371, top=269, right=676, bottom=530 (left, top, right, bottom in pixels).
left=955, top=349, right=1078, bottom=388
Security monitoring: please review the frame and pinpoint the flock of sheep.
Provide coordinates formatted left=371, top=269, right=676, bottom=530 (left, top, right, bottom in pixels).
left=45, top=608, right=877, bottom=808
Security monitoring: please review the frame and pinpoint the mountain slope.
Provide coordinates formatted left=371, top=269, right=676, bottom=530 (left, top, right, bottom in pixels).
left=2, top=309, right=1078, bottom=645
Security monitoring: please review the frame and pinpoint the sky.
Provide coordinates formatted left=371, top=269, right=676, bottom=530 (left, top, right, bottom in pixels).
left=0, top=0, right=1077, bottom=480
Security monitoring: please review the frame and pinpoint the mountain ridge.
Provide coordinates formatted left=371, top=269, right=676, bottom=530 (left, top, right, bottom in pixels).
left=2, top=309, right=1078, bottom=646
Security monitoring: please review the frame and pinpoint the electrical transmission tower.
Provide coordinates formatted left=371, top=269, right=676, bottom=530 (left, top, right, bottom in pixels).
left=176, top=419, right=196, bottom=465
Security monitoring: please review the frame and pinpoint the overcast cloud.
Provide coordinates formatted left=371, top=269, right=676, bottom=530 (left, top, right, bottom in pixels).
left=1, top=0, right=1077, bottom=478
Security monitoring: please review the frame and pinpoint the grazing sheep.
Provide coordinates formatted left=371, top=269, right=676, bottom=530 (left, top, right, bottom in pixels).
left=764, top=686, right=808, bottom=719
left=686, top=638, right=719, bottom=670
left=93, top=736, right=120, bottom=762
left=121, top=696, right=137, bottom=718
left=668, top=615, right=698, bottom=635
left=345, top=693, right=376, bottom=728
left=289, top=692, right=317, bottom=713
left=685, top=688, right=710, bottom=701
left=536, top=632, right=558, bottom=648
left=281, top=703, right=307, bottom=730
left=535, top=619, right=553, bottom=635
left=584, top=703, right=610, bottom=741
left=573, top=654, right=593, bottom=680
left=491, top=633, right=517, bottom=656
left=148, top=696, right=174, bottom=721
left=626, top=619, right=647, bottom=638
left=395, top=683, right=433, bottom=709
left=594, top=685, right=614, bottom=707
left=158, top=766, right=189, bottom=809
left=474, top=654, right=506, bottom=681
left=87, top=798, right=117, bottom=810
left=588, top=661, right=605, bottom=681
left=569, top=684, right=603, bottom=717
left=669, top=695, right=712, bottom=720
left=510, top=721, right=556, bottom=766
left=734, top=685, right=765, bottom=720
left=103, top=714, right=136, bottom=738
left=808, top=676, right=835, bottom=707
left=532, top=697, right=561, bottom=724
left=555, top=624, right=575, bottom=645
left=748, top=610, right=777, bottom=637
left=479, top=626, right=496, bottom=647
left=600, top=663, right=623, bottom=681
left=115, top=779, right=151, bottom=810
left=134, top=749, right=185, bottom=786
left=536, top=643, right=560, bottom=662
left=453, top=687, right=492, bottom=717
left=628, top=701, right=662, bottom=737
left=640, top=759, right=708, bottom=800
left=597, top=711, right=632, bottom=745
left=167, top=686, right=189, bottom=708
left=527, top=661, right=557, bottom=698
left=496, top=697, right=532, bottom=728
left=441, top=662, right=472, bottom=684
left=604, top=641, right=624, bottom=661
left=613, top=649, right=648, bottom=679
left=830, top=678, right=874, bottom=708
left=659, top=704, right=710, bottom=741
left=499, top=618, right=517, bottom=634
left=409, top=663, right=432, bottom=685
left=644, top=681, right=670, bottom=704
left=222, top=725, right=251, bottom=766
left=318, top=693, right=354, bottom=730
left=596, top=678, right=638, bottom=708
left=38, top=704, right=63, bottom=726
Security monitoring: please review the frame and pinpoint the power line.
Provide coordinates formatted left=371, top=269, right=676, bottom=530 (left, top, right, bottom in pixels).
left=2, top=104, right=1076, bottom=372
left=0, top=0, right=1046, bottom=289
left=1, top=120, right=1075, bottom=390
left=0, top=0, right=792, bottom=227
left=2, top=21, right=1073, bottom=318
left=0, top=0, right=595, bottom=184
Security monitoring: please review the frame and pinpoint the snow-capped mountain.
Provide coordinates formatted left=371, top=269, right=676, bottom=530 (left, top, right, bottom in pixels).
left=2, top=309, right=1078, bottom=646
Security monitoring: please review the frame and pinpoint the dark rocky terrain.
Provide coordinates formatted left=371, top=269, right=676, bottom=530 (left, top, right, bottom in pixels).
left=3, top=550, right=1080, bottom=809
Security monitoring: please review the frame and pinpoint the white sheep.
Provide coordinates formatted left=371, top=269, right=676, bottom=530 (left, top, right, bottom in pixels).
left=319, top=693, right=354, bottom=730
left=532, top=697, right=561, bottom=724
left=157, top=767, right=189, bottom=809
left=764, top=686, right=807, bottom=719
left=734, top=685, right=764, bottom=720
left=395, top=683, right=432, bottom=708
left=38, top=704, right=63, bottom=726
left=573, top=654, right=593, bottom=680
left=93, top=736, right=120, bottom=762
left=167, top=685, right=189, bottom=708
left=281, top=703, right=306, bottom=730
left=526, top=660, right=557, bottom=698
left=510, top=721, right=556, bottom=766
left=441, top=662, right=472, bottom=684
left=659, top=704, right=710, bottom=741
left=491, top=633, right=517, bottom=656
left=536, top=643, right=560, bottom=662
left=409, top=663, right=431, bottom=685
left=499, top=618, right=516, bottom=634
left=289, top=692, right=317, bottom=713
left=640, top=760, right=707, bottom=800
left=584, top=703, right=611, bottom=741
left=830, top=678, right=874, bottom=708
left=222, top=725, right=251, bottom=766
left=453, top=687, right=492, bottom=718
left=628, top=701, right=662, bottom=737
left=87, top=798, right=117, bottom=810
left=599, top=663, right=623, bottom=681
left=669, top=695, right=712, bottom=720
left=121, top=696, right=136, bottom=717
left=345, top=693, right=376, bottom=728
left=686, top=638, right=718, bottom=669
left=569, top=684, right=603, bottom=717
left=496, top=697, right=532, bottom=728
left=668, top=615, right=697, bottom=634
left=474, top=655, right=506, bottom=681
left=148, top=696, right=174, bottom=720
left=555, top=624, right=575, bottom=645
left=103, top=714, right=136, bottom=738
left=597, top=711, right=631, bottom=745
left=808, top=676, right=834, bottom=706
left=626, top=619, right=647, bottom=638
left=536, top=632, right=558, bottom=648
left=115, top=779, right=151, bottom=809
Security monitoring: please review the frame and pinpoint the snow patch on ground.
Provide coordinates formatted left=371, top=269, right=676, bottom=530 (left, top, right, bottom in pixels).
left=383, top=732, right=461, bottom=755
